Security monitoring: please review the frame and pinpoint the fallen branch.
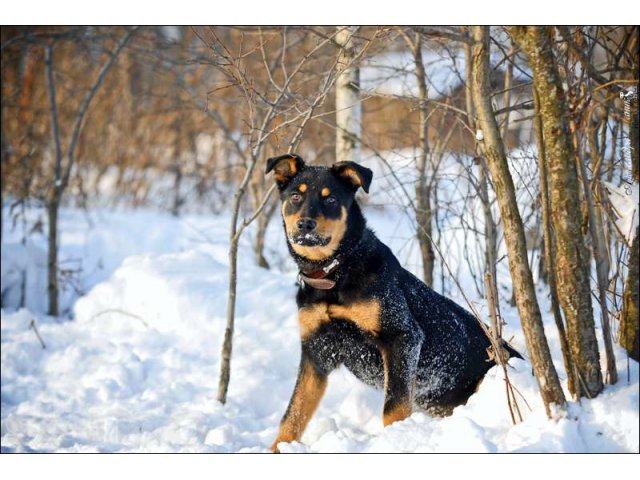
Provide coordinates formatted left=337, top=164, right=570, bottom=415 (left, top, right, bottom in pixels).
left=29, top=319, right=46, bottom=349
left=88, top=309, right=149, bottom=328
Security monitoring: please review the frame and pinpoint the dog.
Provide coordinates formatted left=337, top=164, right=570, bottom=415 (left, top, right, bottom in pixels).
left=266, top=153, right=522, bottom=452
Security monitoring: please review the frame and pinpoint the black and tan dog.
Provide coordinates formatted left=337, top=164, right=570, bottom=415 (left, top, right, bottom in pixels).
left=266, top=153, right=521, bottom=452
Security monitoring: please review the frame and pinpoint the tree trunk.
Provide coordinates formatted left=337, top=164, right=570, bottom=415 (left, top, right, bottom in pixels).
left=500, top=43, right=515, bottom=142
left=479, top=165, right=497, bottom=296
left=171, top=119, right=183, bottom=217
left=620, top=90, right=639, bottom=361
left=44, top=44, right=63, bottom=317
left=534, top=88, right=578, bottom=397
left=464, top=35, right=497, bottom=300
left=0, top=113, right=6, bottom=245
left=570, top=120, right=617, bottom=385
left=43, top=30, right=135, bottom=317
left=218, top=154, right=261, bottom=404
left=335, top=26, right=361, bottom=163
left=471, top=26, right=566, bottom=415
left=620, top=227, right=639, bottom=361
left=254, top=201, right=274, bottom=269
left=218, top=219, right=240, bottom=404
left=47, top=195, right=60, bottom=316
left=409, top=32, right=435, bottom=287
left=537, top=231, right=548, bottom=285
left=511, top=26, right=603, bottom=398
left=250, top=166, right=277, bottom=270
left=629, top=90, right=639, bottom=181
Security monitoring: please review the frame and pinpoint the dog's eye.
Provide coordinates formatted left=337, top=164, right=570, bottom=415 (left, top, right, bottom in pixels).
left=290, top=192, right=303, bottom=203
left=325, top=196, right=337, bottom=205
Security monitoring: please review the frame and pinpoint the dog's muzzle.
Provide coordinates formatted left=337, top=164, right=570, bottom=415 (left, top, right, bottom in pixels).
left=288, top=232, right=331, bottom=247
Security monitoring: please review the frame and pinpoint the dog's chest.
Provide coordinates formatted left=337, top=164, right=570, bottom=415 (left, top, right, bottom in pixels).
left=302, top=316, right=385, bottom=386
left=297, top=300, right=381, bottom=339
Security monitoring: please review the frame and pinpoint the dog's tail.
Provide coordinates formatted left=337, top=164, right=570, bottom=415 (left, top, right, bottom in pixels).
left=502, top=340, right=524, bottom=361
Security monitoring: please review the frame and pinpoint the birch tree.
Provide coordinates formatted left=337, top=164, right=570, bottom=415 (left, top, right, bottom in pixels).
left=335, top=26, right=361, bottom=164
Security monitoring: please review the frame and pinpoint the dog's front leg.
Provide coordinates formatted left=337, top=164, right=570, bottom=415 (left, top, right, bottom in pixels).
left=380, top=329, right=424, bottom=426
left=271, top=351, right=327, bottom=452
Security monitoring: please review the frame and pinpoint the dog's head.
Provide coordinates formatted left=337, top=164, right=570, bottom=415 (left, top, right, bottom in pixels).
left=265, top=154, right=372, bottom=261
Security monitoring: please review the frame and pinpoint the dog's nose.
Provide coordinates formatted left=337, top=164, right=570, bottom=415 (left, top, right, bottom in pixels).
left=297, top=218, right=317, bottom=232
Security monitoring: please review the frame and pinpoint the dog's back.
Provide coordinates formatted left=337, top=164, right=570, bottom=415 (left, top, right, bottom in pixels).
left=316, top=227, right=521, bottom=414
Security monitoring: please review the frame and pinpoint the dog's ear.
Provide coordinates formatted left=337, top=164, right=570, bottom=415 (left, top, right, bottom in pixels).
left=265, top=154, right=305, bottom=188
left=331, top=161, right=373, bottom=194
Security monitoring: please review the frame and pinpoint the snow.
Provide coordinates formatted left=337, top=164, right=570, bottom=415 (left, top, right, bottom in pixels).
left=361, top=49, right=467, bottom=100
left=2, top=197, right=639, bottom=452
left=360, top=42, right=530, bottom=101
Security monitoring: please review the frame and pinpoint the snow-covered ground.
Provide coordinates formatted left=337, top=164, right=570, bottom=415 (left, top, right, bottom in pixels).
left=1, top=199, right=638, bottom=453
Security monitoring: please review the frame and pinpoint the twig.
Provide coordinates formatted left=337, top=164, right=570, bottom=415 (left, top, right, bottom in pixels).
left=413, top=26, right=471, bottom=45
left=63, top=27, right=139, bottom=191
left=557, top=26, right=626, bottom=95
left=29, top=319, right=46, bottom=349
left=494, top=101, right=534, bottom=116
left=485, top=272, right=522, bottom=424
left=88, top=309, right=149, bottom=328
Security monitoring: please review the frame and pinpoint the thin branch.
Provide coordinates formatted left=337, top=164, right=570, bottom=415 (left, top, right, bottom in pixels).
left=88, top=308, right=149, bottom=328
left=494, top=100, right=534, bottom=116
left=413, top=26, right=471, bottom=45
left=62, top=27, right=139, bottom=190
left=44, top=44, right=63, bottom=195
left=29, top=319, right=47, bottom=349
left=557, top=26, right=625, bottom=94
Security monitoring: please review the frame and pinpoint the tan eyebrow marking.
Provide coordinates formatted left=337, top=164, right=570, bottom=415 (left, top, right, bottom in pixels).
left=321, top=187, right=331, bottom=197
left=299, top=183, right=307, bottom=193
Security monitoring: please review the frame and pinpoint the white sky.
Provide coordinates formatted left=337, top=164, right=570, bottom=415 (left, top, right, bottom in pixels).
left=2, top=1, right=639, bottom=25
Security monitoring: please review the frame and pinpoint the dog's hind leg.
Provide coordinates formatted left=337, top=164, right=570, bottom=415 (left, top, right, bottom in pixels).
left=380, top=328, right=424, bottom=426
left=271, top=352, right=327, bottom=452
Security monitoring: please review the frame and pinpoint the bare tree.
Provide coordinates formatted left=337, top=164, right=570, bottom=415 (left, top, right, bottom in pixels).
left=335, top=26, right=361, bottom=164
left=471, top=26, right=565, bottom=415
left=533, top=88, right=579, bottom=396
left=208, top=27, right=367, bottom=404
left=400, top=29, right=436, bottom=287
left=43, top=28, right=136, bottom=315
left=573, top=123, right=618, bottom=385
left=511, top=26, right=603, bottom=398
left=554, top=26, right=618, bottom=385
left=620, top=228, right=639, bottom=361
left=462, top=33, right=498, bottom=300
left=620, top=87, right=639, bottom=362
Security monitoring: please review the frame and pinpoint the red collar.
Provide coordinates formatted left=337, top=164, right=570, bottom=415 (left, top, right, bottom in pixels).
left=298, top=256, right=343, bottom=290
